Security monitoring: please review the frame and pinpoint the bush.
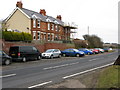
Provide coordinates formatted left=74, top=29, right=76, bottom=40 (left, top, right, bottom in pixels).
left=2, top=31, right=32, bottom=41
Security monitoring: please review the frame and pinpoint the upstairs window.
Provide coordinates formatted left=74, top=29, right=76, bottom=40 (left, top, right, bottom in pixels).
left=33, top=19, right=36, bottom=28
left=55, top=25, right=58, bottom=31
left=51, top=24, right=54, bottom=30
left=37, top=20, right=40, bottom=28
left=48, top=23, right=50, bottom=30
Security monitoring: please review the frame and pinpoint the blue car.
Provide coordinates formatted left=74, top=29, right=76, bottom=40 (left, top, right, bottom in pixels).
left=61, top=48, right=85, bottom=57
left=78, top=48, right=93, bottom=55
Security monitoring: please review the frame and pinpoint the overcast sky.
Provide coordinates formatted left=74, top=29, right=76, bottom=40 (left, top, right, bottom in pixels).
left=0, top=0, right=119, bottom=43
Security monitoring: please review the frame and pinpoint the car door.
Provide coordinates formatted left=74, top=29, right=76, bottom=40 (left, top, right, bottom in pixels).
left=69, top=49, right=75, bottom=56
left=32, top=47, right=39, bottom=59
left=53, top=49, right=58, bottom=57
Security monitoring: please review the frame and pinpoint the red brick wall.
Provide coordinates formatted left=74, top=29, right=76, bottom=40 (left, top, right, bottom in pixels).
left=2, top=41, right=75, bottom=54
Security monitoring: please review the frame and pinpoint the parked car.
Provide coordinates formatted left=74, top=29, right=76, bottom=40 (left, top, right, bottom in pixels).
left=104, top=48, right=113, bottom=52
left=9, top=46, right=41, bottom=62
left=42, top=49, right=61, bottom=59
left=61, top=48, right=85, bottom=57
left=89, top=49, right=99, bottom=54
left=0, top=51, right=12, bottom=65
left=95, top=48, right=104, bottom=53
left=78, top=48, right=93, bottom=55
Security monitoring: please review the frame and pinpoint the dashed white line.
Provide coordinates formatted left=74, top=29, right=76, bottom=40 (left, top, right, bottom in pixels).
left=63, top=62, right=114, bottom=79
left=43, top=62, right=79, bottom=70
left=28, top=81, right=52, bottom=88
left=89, top=58, right=98, bottom=61
left=0, top=74, right=16, bottom=78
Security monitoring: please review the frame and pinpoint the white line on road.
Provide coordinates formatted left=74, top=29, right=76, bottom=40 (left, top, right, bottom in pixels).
left=28, top=81, right=52, bottom=88
left=63, top=62, right=114, bottom=79
left=0, top=74, right=16, bottom=78
left=43, top=62, right=79, bottom=70
left=89, top=58, right=98, bottom=61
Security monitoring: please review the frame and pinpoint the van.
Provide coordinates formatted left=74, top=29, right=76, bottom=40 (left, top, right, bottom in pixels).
left=9, top=46, right=41, bottom=62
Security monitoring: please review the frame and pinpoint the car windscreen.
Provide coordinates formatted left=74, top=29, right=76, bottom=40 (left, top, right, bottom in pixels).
left=45, top=49, right=54, bottom=53
left=73, top=49, right=79, bottom=52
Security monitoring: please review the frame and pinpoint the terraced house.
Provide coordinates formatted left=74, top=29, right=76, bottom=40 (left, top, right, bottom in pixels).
left=5, top=1, right=77, bottom=41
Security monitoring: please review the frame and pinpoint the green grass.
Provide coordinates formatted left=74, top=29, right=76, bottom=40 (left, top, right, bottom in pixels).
left=97, top=65, right=120, bottom=88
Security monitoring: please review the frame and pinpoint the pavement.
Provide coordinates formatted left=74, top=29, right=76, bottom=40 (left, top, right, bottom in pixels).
left=1, top=51, right=118, bottom=88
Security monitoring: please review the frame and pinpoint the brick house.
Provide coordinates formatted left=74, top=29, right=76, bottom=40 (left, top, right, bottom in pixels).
left=4, top=1, right=77, bottom=41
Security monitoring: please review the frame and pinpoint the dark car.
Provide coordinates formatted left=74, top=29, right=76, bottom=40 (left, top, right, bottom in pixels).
left=61, top=48, right=85, bottom=57
left=0, top=51, right=12, bottom=65
left=9, top=46, right=41, bottom=62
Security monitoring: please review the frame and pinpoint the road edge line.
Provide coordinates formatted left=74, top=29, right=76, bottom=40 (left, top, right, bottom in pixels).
left=63, top=62, right=114, bottom=79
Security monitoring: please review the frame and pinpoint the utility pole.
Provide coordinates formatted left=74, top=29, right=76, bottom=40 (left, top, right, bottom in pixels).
left=88, top=26, right=89, bottom=35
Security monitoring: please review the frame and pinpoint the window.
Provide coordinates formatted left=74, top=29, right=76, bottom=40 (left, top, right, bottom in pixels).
left=55, top=25, right=58, bottom=31
left=48, top=23, right=50, bottom=30
left=33, top=19, right=36, bottom=28
left=51, top=24, right=54, bottom=30
left=52, top=34, right=54, bottom=41
left=37, top=31, right=40, bottom=40
left=37, top=20, right=40, bottom=28
left=48, top=34, right=50, bottom=41
left=33, top=31, right=36, bottom=40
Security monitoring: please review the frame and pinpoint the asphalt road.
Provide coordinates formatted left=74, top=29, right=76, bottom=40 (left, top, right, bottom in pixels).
left=1, top=51, right=118, bottom=88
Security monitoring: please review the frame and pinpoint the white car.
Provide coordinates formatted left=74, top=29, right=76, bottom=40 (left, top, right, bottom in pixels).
left=42, top=49, right=61, bottom=59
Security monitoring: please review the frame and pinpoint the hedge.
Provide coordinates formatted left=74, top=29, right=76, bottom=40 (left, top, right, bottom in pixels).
left=2, top=31, right=32, bottom=41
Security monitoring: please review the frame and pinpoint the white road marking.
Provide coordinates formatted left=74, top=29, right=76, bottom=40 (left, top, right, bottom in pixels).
left=28, top=81, right=52, bottom=88
left=89, top=58, right=98, bottom=61
left=63, top=62, right=114, bottom=79
left=43, top=62, right=79, bottom=70
left=0, top=74, right=16, bottom=78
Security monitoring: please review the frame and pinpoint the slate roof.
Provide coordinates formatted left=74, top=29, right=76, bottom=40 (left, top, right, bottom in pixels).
left=21, top=8, right=64, bottom=26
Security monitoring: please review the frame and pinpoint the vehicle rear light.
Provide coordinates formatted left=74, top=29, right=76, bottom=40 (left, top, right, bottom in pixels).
left=18, top=53, right=20, bottom=56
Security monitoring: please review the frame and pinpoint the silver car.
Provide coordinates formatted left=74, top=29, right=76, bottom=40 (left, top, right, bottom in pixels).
left=42, top=49, right=61, bottom=59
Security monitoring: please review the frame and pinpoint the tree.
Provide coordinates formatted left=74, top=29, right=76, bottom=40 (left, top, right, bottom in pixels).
left=83, top=34, right=103, bottom=48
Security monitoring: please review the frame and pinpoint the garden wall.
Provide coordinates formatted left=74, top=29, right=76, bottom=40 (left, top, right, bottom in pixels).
left=2, top=41, right=75, bottom=54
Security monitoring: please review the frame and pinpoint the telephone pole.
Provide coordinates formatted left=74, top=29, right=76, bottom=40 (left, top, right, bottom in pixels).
left=88, top=26, right=89, bottom=35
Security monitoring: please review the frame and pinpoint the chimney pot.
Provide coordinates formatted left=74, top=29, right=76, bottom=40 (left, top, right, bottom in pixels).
left=40, top=9, right=46, bottom=16
left=56, top=15, right=62, bottom=20
left=16, top=1, right=23, bottom=8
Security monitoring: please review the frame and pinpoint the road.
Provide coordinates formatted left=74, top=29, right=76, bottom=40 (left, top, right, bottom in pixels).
left=2, top=51, right=118, bottom=88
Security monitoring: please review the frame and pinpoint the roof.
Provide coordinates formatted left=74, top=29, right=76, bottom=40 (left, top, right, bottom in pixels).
left=5, top=7, right=77, bottom=28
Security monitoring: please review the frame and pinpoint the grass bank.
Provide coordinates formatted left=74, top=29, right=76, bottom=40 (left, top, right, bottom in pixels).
left=96, top=65, right=120, bottom=89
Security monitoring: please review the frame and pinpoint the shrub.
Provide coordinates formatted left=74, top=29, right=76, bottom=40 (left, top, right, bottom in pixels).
left=2, top=31, right=32, bottom=41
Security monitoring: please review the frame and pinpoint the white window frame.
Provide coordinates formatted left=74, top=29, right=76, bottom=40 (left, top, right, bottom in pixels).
left=33, top=31, right=36, bottom=40
left=51, top=24, right=54, bottom=30
left=55, top=25, right=58, bottom=31
left=37, top=31, right=40, bottom=40
left=33, top=19, right=36, bottom=28
left=52, top=33, right=54, bottom=41
left=48, top=23, right=50, bottom=30
left=37, top=20, right=40, bottom=28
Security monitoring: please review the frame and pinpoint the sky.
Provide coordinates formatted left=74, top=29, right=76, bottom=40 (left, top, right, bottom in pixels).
left=0, top=0, right=119, bottom=43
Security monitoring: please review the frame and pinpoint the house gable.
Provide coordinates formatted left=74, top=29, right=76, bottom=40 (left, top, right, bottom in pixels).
left=6, top=8, right=31, bottom=33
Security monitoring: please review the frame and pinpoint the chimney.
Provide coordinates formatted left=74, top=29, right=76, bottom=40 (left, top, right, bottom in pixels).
left=40, top=9, right=46, bottom=16
left=16, top=1, right=23, bottom=8
left=56, top=15, right=62, bottom=20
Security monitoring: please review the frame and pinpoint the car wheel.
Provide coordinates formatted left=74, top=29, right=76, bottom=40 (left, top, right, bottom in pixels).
left=76, top=54, right=80, bottom=57
left=22, top=57, right=27, bottom=62
left=4, top=59, right=11, bottom=65
left=63, top=54, right=66, bottom=57
left=50, top=55, right=53, bottom=59
left=88, top=52, right=90, bottom=55
left=37, top=55, right=41, bottom=60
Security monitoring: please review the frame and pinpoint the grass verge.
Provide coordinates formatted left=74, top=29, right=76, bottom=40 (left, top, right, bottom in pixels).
left=96, top=65, right=120, bottom=88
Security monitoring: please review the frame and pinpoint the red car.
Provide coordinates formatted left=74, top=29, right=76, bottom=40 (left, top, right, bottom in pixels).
left=89, top=49, right=99, bottom=54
